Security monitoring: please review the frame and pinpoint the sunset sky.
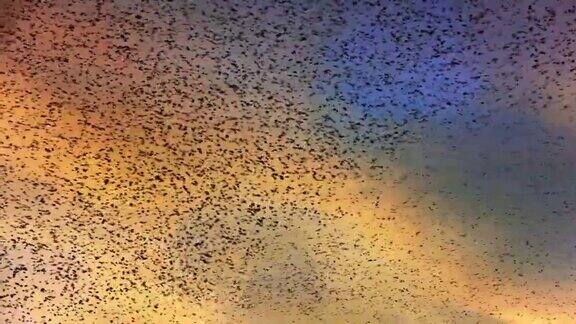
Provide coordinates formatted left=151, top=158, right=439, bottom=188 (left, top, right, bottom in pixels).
left=1, top=0, right=576, bottom=323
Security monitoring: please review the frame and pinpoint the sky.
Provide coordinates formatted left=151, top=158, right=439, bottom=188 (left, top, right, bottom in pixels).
left=1, top=0, right=576, bottom=323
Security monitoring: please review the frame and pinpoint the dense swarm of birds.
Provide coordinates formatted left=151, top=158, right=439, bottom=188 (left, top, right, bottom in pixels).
left=1, top=0, right=576, bottom=322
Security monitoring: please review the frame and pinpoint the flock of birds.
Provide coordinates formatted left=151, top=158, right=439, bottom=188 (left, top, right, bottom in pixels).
left=1, top=0, right=576, bottom=322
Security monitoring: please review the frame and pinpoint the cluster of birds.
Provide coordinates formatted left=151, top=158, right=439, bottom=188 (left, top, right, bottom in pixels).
left=1, top=0, right=576, bottom=322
